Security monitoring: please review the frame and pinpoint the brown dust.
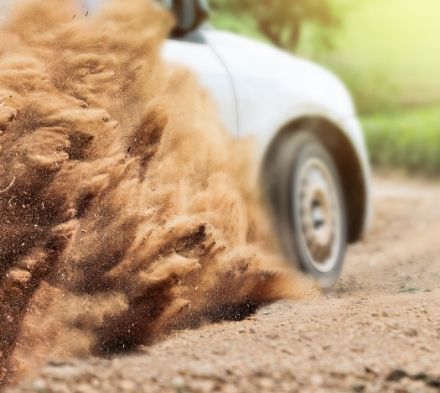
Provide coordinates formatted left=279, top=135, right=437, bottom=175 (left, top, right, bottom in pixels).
left=0, top=0, right=312, bottom=386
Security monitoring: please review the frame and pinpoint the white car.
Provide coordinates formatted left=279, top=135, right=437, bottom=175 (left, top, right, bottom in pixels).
left=160, top=0, right=371, bottom=288
left=0, top=0, right=372, bottom=288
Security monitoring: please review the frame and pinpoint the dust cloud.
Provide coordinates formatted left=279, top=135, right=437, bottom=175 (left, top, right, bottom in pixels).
left=0, top=0, right=312, bottom=386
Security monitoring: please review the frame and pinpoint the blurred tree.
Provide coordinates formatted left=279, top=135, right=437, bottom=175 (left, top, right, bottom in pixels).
left=209, top=0, right=339, bottom=52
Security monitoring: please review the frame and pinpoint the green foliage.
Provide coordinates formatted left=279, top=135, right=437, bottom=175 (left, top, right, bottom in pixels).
left=363, top=108, right=440, bottom=174
left=209, top=0, right=339, bottom=52
left=210, top=0, right=440, bottom=175
left=320, top=0, right=440, bottom=115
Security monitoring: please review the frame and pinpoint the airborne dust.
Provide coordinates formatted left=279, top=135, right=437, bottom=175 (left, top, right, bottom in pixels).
left=0, top=0, right=312, bottom=386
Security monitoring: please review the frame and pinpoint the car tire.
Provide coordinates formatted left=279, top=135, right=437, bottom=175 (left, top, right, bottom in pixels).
left=266, top=131, right=347, bottom=288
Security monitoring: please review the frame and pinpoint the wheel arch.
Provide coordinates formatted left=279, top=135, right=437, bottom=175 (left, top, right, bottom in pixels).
left=262, top=116, right=367, bottom=243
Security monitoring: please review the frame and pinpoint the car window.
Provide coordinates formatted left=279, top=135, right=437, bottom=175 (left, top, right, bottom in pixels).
left=79, top=0, right=205, bottom=43
left=160, top=0, right=172, bottom=9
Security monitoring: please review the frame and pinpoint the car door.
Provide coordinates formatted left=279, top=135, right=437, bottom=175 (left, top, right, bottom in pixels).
left=161, top=32, right=238, bottom=135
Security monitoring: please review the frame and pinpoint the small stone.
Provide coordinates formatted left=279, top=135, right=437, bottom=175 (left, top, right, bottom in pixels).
left=310, top=374, right=323, bottom=386
left=171, top=376, right=186, bottom=388
left=364, top=367, right=378, bottom=377
left=258, top=377, right=275, bottom=389
left=119, top=379, right=136, bottom=391
left=386, top=369, right=407, bottom=382
left=76, top=383, right=99, bottom=393
left=32, top=379, right=47, bottom=391
left=404, top=329, right=418, bottom=337
left=427, top=379, right=440, bottom=388
left=9, top=269, right=31, bottom=284
left=43, top=365, right=83, bottom=380
left=189, top=379, right=216, bottom=393
left=191, top=364, right=223, bottom=380
left=222, top=384, right=240, bottom=393
left=413, top=373, right=428, bottom=381
left=90, top=378, right=101, bottom=387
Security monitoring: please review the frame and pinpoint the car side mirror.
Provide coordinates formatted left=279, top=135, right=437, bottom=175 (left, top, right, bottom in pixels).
left=171, top=0, right=208, bottom=38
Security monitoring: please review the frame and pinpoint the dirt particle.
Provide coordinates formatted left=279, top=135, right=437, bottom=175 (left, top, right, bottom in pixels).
left=386, top=369, right=408, bottom=382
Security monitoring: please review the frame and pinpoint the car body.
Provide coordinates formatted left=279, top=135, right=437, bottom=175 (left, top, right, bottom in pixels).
left=163, top=30, right=371, bottom=240
left=161, top=1, right=371, bottom=287
left=0, top=0, right=372, bottom=287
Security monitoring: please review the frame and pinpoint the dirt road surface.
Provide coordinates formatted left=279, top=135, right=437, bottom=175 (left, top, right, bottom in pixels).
left=7, top=176, right=440, bottom=393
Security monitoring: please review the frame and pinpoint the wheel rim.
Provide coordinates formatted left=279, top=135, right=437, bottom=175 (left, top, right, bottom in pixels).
left=294, top=157, right=342, bottom=274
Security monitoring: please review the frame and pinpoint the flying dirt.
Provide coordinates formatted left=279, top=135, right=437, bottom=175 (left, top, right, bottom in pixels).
left=0, top=0, right=312, bottom=386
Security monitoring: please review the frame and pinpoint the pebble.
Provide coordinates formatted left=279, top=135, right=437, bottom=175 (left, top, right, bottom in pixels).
left=258, top=377, right=274, bottom=389
left=31, top=379, right=47, bottom=391
left=43, top=365, right=84, bottom=380
left=310, top=374, right=324, bottom=386
left=404, top=328, right=418, bottom=337
left=222, top=384, right=240, bottom=393
left=118, top=380, right=136, bottom=391
left=76, top=383, right=99, bottom=393
left=189, top=379, right=216, bottom=392
left=171, top=376, right=186, bottom=388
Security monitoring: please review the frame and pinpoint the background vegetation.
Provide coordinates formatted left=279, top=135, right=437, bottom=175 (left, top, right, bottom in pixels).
left=210, top=0, right=440, bottom=175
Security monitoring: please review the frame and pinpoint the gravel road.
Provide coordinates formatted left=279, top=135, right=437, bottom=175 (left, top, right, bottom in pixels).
left=7, top=176, right=440, bottom=393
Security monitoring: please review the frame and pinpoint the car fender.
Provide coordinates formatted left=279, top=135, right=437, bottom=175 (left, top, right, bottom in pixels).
left=203, top=30, right=372, bottom=236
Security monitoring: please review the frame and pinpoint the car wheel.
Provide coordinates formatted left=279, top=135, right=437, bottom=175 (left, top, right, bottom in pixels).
left=267, top=131, right=347, bottom=288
